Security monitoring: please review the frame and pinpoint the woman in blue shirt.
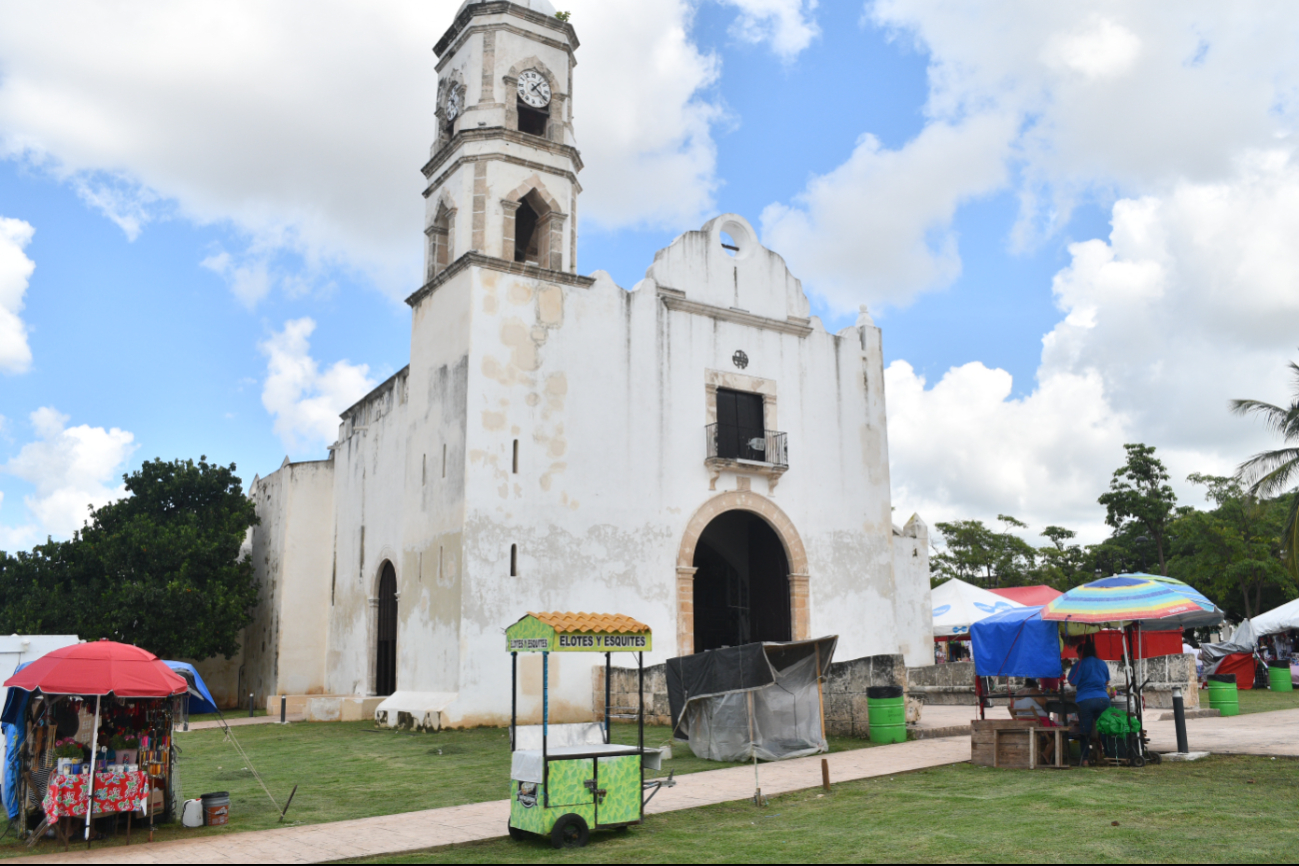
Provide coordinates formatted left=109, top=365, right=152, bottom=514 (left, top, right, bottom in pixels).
left=1067, top=640, right=1111, bottom=766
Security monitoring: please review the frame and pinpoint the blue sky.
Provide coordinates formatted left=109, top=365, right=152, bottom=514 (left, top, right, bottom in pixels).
left=3, top=0, right=1299, bottom=549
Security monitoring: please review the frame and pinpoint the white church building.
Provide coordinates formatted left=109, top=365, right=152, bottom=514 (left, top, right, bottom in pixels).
left=202, top=0, right=934, bottom=728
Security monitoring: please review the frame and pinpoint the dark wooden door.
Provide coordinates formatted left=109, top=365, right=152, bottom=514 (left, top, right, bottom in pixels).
left=716, top=389, right=765, bottom=460
left=376, top=563, right=398, bottom=696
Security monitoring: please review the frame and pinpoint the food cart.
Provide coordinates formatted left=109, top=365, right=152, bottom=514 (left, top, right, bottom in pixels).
left=2, top=640, right=188, bottom=849
left=505, top=612, right=670, bottom=849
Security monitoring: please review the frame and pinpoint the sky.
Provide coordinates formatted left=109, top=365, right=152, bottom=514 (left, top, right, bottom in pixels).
left=3, top=0, right=1299, bottom=552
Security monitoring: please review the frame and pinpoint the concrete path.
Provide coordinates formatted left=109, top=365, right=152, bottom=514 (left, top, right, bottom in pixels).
left=180, top=715, right=304, bottom=732
left=1145, top=707, right=1299, bottom=756
left=7, top=737, right=971, bottom=864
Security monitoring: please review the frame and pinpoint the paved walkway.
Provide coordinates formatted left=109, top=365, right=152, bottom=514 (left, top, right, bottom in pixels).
left=1144, top=707, right=1299, bottom=756
left=7, top=737, right=971, bottom=864
left=180, top=715, right=303, bottom=732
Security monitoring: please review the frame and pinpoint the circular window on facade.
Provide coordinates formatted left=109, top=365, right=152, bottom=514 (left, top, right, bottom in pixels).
left=732, top=350, right=749, bottom=369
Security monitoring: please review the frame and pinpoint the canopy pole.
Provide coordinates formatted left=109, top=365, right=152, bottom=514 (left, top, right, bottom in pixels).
left=84, top=695, right=101, bottom=845
left=542, top=652, right=549, bottom=809
left=814, top=642, right=826, bottom=744
left=510, top=652, right=517, bottom=752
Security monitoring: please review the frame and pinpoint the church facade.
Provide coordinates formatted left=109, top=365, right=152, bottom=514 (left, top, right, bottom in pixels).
left=206, top=0, right=934, bottom=727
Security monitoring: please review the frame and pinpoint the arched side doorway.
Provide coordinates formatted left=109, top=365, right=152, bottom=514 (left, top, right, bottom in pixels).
left=676, top=491, right=809, bottom=656
left=375, top=562, right=398, bottom=697
left=693, top=511, right=790, bottom=651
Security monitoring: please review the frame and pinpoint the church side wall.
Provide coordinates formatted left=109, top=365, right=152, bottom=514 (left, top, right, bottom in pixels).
left=242, top=470, right=290, bottom=704
left=328, top=372, right=411, bottom=697
left=891, top=519, right=934, bottom=667
left=396, top=268, right=474, bottom=698
left=275, top=460, right=335, bottom=695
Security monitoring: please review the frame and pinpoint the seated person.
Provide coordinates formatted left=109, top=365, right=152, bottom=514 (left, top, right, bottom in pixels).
left=1009, top=678, right=1055, bottom=725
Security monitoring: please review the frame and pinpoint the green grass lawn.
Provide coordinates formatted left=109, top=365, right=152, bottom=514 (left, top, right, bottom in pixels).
left=1, top=721, right=873, bottom=857
left=353, top=754, right=1299, bottom=864
left=1234, top=685, right=1299, bottom=715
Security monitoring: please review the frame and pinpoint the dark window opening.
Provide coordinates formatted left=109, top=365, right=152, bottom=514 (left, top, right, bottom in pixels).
left=512, top=439, right=519, bottom=473
left=715, top=388, right=765, bottom=461
left=517, top=99, right=549, bottom=136
left=510, top=544, right=518, bottom=577
left=514, top=198, right=540, bottom=263
left=376, top=562, right=398, bottom=696
left=693, top=511, right=790, bottom=652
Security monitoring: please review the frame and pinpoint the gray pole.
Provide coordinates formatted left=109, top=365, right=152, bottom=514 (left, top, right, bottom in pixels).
left=1172, top=686, right=1189, bottom=754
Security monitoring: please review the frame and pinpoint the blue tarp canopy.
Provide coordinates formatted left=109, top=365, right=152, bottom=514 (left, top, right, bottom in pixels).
left=970, top=606, right=1064, bottom=679
left=2, top=662, right=31, bottom=820
left=164, top=661, right=218, bottom=715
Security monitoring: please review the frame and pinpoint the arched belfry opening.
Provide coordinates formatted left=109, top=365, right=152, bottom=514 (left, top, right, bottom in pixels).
left=505, top=187, right=561, bottom=269
left=692, top=510, right=791, bottom=652
left=513, top=195, right=541, bottom=264
left=376, top=562, right=398, bottom=697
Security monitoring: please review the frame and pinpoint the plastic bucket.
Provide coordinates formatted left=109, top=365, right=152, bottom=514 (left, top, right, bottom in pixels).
left=1269, top=664, right=1293, bottom=692
left=1207, top=675, right=1239, bottom=716
left=866, top=686, right=907, bottom=744
left=201, top=791, right=230, bottom=826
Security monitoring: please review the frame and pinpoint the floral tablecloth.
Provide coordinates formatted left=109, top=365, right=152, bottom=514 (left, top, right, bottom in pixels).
left=42, top=770, right=149, bottom=825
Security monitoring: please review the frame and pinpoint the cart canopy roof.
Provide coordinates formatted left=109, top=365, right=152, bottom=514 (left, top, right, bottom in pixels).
left=506, top=612, right=651, bottom=653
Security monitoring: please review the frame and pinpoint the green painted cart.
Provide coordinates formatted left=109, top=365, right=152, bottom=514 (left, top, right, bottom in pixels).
left=505, top=612, right=671, bottom=848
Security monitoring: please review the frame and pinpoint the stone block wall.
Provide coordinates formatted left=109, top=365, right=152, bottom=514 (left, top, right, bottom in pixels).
left=905, top=654, right=1200, bottom=710
left=596, top=653, right=907, bottom=738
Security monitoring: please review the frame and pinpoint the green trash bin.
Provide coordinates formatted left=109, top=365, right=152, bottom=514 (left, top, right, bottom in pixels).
left=1268, top=662, right=1293, bottom=692
left=1207, top=673, right=1240, bottom=716
left=866, top=685, right=907, bottom=744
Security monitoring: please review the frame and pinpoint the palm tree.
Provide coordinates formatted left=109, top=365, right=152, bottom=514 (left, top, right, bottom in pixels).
left=1232, top=359, right=1299, bottom=578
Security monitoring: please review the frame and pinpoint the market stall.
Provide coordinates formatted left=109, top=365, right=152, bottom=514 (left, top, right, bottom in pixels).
left=505, top=612, right=670, bottom=849
left=1, top=640, right=188, bottom=848
left=931, top=578, right=1022, bottom=662
left=1042, top=574, right=1223, bottom=766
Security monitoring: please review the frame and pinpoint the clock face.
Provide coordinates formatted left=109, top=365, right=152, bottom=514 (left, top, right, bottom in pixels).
left=445, top=87, right=461, bottom=122
left=517, top=70, right=551, bottom=109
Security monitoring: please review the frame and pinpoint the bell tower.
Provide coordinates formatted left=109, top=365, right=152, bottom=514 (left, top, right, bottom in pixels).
left=421, top=0, right=582, bottom=283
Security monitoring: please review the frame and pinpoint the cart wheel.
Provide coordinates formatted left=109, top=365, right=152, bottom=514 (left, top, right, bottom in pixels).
left=1147, top=751, right=1162, bottom=765
left=550, top=813, right=590, bottom=849
left=508, top=822, right=527, bottom=841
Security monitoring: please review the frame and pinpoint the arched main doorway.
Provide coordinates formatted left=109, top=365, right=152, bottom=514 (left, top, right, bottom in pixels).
left=692, top=510, right=791, bottom=652
left=376, top=562, right=398, bottom=697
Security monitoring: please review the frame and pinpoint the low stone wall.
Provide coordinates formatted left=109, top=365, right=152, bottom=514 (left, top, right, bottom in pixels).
left=596, top=653, right=908, bottom=738
left=906, top=654, right=1200, bottom=710
left=908, top=661, right=978, bottom=705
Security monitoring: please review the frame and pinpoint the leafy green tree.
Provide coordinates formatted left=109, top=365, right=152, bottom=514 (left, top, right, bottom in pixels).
left=1232, top=359, right=1299, bottom=580
left=932, top=515, right=1037, bottom=588
left=0, top=457, right=258, bottom=660
left=1036, top=526, right=1091, bottom=589
left=1167, top=474, right=1294, bottom=620
left=1097, top=443, right=1178, bottom=575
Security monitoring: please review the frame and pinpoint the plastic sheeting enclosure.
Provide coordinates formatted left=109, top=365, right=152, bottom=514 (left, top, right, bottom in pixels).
left=666, top=637, right=836, bottom=763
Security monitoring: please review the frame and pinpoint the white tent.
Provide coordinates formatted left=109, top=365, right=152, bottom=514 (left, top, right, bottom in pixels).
left=1251, top=598, right=1299, bottom=637
left=931, top=578, right=1024, bottom=638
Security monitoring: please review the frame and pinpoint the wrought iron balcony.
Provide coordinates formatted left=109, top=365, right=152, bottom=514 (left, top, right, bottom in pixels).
left=705, top=423, right=789, bottom=469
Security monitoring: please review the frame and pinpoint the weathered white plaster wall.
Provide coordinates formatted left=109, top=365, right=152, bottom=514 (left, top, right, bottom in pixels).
left=892, top=514, right=935, bottom=667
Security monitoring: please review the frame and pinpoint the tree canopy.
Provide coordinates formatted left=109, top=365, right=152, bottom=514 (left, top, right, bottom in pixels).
left=1097, top=443, right=1178, bottom=575
left=0, top=457, right=258, bottom=660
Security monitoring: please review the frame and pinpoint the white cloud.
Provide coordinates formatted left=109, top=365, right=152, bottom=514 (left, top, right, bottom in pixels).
left=0, top=216, right=36, bottom=374
left=721, top=0, right=820, bottom=60
left=761, top=113, right=1014, bottom=310
left=888, top=151, right=1299, bottom=541
left=201, top=250, right=272, bottom=309
left=1, top=407, right=137, bottom=547
left=0, top=1, right=726, bottom=301
left=260, top=318, right=376, bottom=455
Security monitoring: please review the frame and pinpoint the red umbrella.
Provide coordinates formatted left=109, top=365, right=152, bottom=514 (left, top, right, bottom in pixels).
left=4, top=639, right=187, bottom=697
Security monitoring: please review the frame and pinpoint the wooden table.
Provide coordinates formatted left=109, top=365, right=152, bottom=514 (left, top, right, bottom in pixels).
left=987, top=724, right=1067, bottom=769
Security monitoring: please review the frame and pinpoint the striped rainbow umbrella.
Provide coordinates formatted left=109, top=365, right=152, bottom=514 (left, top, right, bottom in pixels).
left=1042, top=574, right=1220, bottom=628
